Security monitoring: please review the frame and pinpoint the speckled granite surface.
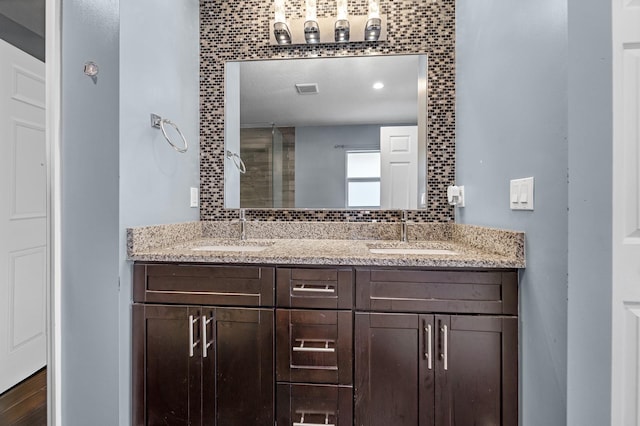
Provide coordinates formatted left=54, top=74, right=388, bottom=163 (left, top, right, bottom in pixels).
left=128, top=221, right=525, bottom=268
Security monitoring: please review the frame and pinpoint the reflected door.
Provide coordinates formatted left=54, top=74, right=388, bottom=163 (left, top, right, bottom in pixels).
left=380, top=126, right=418, bottom=209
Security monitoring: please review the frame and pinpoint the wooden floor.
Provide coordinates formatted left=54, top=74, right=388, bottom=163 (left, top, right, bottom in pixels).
left=0, top=368, right=47, bottom=425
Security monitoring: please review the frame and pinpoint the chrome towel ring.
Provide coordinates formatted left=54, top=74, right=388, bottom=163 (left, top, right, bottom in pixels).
left=150, top=113, right=188, bottom=153
left=226, top=150, right=247, bottom=174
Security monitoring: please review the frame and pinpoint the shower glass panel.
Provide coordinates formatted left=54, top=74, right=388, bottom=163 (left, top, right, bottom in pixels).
left=240, top=125, right=295, bottom=208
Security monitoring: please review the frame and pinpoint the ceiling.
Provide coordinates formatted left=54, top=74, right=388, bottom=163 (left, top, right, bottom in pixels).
left=236, top=54, right=424, bottom=127
left=0, top=0, right=45, bottom=37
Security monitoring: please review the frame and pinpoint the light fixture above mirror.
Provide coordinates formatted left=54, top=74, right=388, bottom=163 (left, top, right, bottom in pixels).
left=270, top=0, right=387, bottom=45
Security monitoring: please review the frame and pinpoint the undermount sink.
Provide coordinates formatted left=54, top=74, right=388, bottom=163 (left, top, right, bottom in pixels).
left=368, top=247, right=459, bottom=256
left=191, top=245, right=269, bottom=252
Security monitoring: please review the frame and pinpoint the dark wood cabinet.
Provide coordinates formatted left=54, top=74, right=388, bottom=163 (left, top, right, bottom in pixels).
left=132, top=304, right=201, bottom=426
left=434, top=315, right=518, bottom=426
left=132, top=264, right=274, bottom=426
left=354, top=276, right=518, bottom=426
left=354, top=313, right=435, bottom=426
left=133, top=262, right=518, bottom=426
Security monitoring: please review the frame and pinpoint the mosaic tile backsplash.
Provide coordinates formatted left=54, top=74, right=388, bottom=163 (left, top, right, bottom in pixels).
left=200, top=0, right=455, bottom=222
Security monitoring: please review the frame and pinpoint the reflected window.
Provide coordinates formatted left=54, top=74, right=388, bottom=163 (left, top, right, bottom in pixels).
left=346, top=151, right=380, bottom=208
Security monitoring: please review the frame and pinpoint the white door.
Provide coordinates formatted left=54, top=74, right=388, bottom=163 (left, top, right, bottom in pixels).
left=612, top=0, right=640, bottom=424
left=0, top=39, right=47, bottom=394
left=380, top=126, right=418, bottom=209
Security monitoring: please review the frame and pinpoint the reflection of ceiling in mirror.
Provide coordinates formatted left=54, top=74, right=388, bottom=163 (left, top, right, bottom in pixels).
left=237, top=55, right=422, bottom=127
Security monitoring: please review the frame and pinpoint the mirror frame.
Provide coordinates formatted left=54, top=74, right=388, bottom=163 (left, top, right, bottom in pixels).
left=223, top=53, right=428, bottom=211
left=198, top=0, right=456, bottom=223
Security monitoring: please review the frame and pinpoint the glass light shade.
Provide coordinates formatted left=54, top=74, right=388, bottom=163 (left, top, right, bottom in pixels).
left=274, top=0, right=286, bottom=23
left=336, top=0, right=348, bottom=20
left=306, top=0, right=317, bottom=21
left=368, top=0, right=380, bottom=19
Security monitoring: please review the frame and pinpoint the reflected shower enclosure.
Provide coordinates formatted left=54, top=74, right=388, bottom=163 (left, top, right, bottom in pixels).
left=239, top=125, right=295, bottom=208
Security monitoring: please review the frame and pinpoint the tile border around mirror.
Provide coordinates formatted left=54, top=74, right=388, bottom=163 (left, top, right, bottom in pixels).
left=200, top=0, right=455, bottom=222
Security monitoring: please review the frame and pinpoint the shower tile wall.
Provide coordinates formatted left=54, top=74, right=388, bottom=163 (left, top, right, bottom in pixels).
left=200, top=0, right=455, bottom=222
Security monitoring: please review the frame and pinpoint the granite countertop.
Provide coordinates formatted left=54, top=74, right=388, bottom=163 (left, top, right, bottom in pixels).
left=127, top=221, right=525, bottom=269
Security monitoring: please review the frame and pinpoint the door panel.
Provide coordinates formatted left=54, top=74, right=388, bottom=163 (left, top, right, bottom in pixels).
left=204, top=307, right=274, bottom=426
left=132, top=304, right=201, bottom=426
left=9, top=247, right=46, bottom=349
left=435, top=315, right=517, bottom=426
left=0, top=38, right=46, bottom=394
left=612, top=0, right=640, bottom=423
left=354, top=312, right=434, bottom=426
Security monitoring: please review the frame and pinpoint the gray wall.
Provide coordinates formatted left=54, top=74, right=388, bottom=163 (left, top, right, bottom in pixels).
left=295, top=125, right=380, bottom=208
left=61, top=0, right=120, bottom=423
left=566, top=0, right=612, bottom=424
left=455, top=0, right=569, bottom=424
left=118, top=0, right=200, bottom=423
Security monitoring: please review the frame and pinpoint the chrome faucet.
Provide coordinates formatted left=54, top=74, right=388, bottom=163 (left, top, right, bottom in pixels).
left=239, top=208, right=246, bottom=240
left=401, top=210, right=408, bottom=242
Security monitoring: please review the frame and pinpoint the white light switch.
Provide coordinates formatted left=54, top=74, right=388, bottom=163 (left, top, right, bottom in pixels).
left=510, top=177, right=534, bottom=210
left=190, top=187, right=199, bottom=208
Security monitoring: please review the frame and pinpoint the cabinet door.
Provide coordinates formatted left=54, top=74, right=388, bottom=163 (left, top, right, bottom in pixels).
left=435, top=315, right=518, bottom=426
left=132, top=304, right=202, bottom=426
left=354, top=313, right=435, bottom=426
left=201, top=307, right=274, bottom=426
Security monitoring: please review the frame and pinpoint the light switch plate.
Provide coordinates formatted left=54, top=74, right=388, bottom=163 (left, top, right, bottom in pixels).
left=510, top=177, right=534, bottom=210
left=190, top=187, right=199, bottom=208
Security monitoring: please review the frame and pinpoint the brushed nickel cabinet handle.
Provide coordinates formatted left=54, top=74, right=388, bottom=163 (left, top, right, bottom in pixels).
left=201, top=315, right=214, bottom=358
left=441, top=324, right=448, bottom=371
left=188, top=315, right=199, bottom=358
left=292, top=284, right=336, bottom=294
left=292, top=339, right=336, bottom=353
left=293, top=411, right=335, bottom=426
left=424, top=323, right=432, bottom=370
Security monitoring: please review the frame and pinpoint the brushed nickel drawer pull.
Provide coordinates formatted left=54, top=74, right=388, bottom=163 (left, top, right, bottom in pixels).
left=202, top=315, right=214, bottom=358
left=292, top=339, right=336, bottom=353
left=293, top=411, right=335, bottom=426
left=292, top=284, right=336, bottom=294
left=188, top=315, right=200, bottom=358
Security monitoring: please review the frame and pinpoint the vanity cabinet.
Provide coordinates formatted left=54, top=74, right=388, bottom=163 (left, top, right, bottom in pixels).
left=354, top=268, right=518, bottom=426
left=132, top=264, right=275, bottom=426
left=275, top=267, right=354, bottom=426
left=132, top=262, right=518, bottom=426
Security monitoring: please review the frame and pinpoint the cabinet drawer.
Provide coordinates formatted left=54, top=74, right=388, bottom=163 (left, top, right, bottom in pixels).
left=277, top=268, right=353, bottom=309
left=276, top=309, right=352, bottom=385
left=277, top=384, right=353, bottom=426
left=133, top=263, right=275, bottom=307
left=356, top=268, right=518, bottom=314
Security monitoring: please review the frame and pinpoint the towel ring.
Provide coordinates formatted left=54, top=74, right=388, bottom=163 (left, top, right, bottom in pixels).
left=226, top=150, right=246, bottom=174
left=150, top=113, right=188, bottom=153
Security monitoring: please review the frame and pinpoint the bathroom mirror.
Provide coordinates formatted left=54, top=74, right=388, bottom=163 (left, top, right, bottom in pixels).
left=224, top=54, right=427, bottom=210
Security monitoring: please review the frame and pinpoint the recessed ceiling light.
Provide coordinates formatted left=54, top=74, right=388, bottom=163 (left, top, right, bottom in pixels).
left=373, top=82, right=384, bottom=90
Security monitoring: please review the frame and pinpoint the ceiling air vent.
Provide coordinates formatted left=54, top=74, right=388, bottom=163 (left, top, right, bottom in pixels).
left=295, top=83, right=319, bottom=95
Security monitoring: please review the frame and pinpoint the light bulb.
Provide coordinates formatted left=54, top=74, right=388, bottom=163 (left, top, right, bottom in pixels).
left=274, top=0, right=286, bottom=23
